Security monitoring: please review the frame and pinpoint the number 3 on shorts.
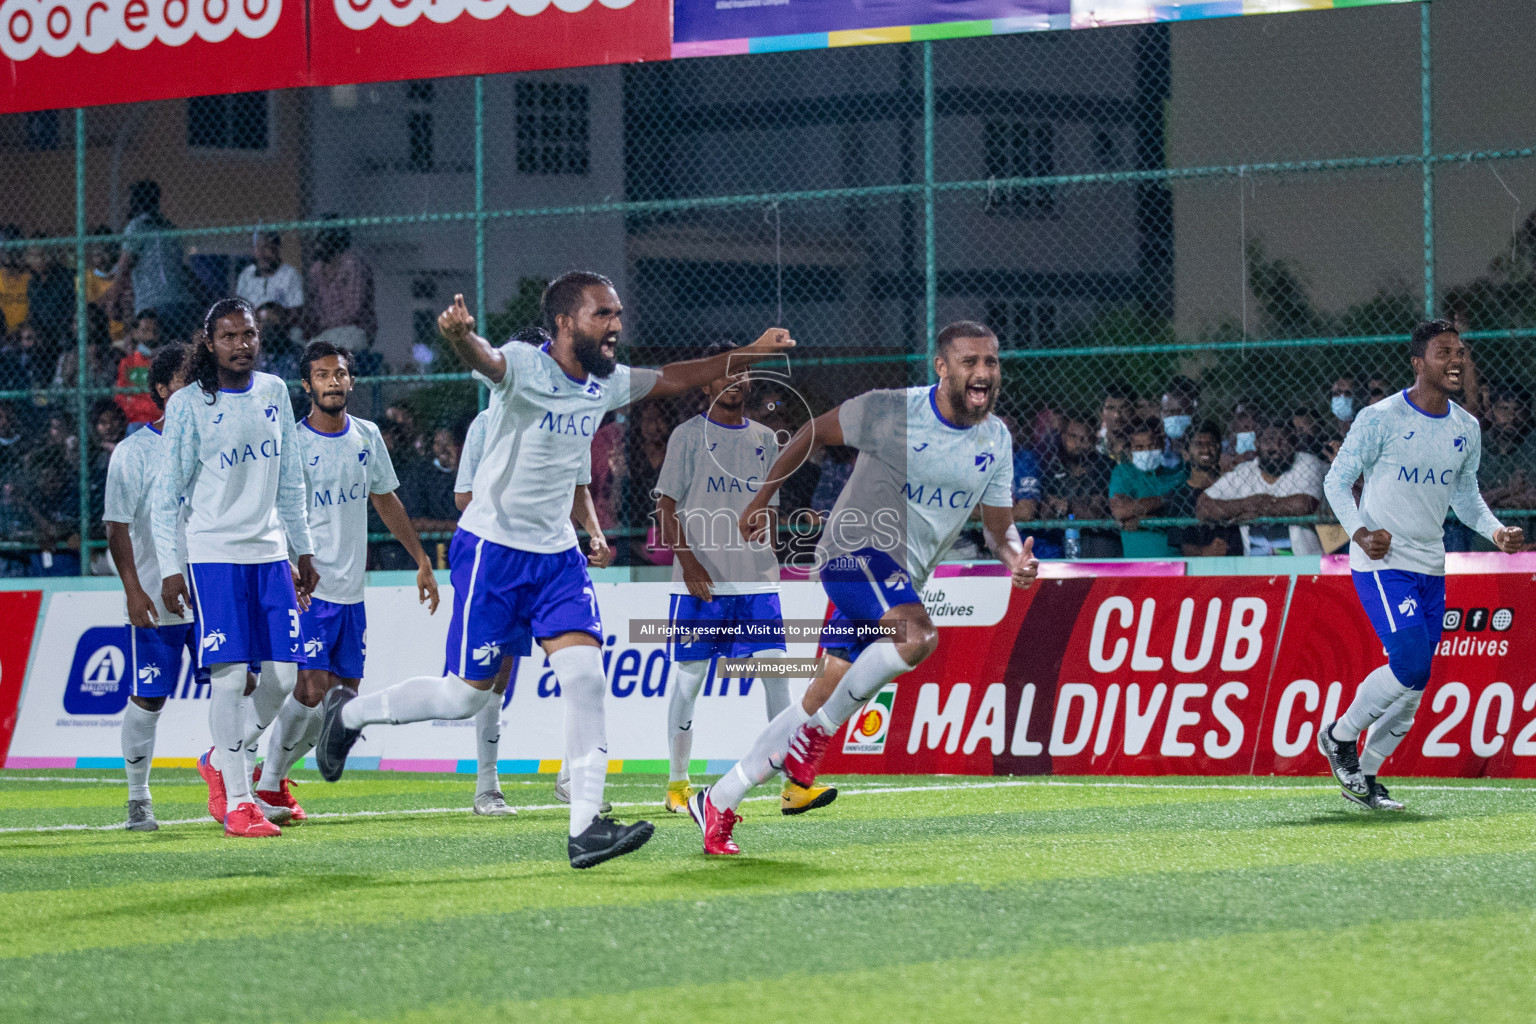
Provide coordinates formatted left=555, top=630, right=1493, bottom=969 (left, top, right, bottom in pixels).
left=289, top=610, right=301, bottom=638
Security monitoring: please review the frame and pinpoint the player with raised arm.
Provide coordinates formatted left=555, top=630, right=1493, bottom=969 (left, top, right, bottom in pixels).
left=687, top=321, right=1040, bottom=855
left=315, top=273, right=794, bottom=868
left=104, top=343, right=196, bottom=831
left=248, top=340, right=441, bottom=823
left=655, top=343, right=835, bottom=816
left=1317, top=320, right=1523, bottom=810
left=153, top=298, right=318, bottom=838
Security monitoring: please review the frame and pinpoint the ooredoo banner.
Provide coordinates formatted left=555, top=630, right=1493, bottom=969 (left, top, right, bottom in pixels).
left=1, top=0, right=307, bottom=114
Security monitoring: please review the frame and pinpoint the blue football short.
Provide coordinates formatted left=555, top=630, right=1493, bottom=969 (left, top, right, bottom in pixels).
left=186, top=560, right=306, bottom=669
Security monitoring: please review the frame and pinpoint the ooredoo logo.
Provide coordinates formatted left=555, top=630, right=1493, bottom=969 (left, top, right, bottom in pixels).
left=1, top=0, right=281, bottom=62
left=333, top=0, right=633, bottom=31
left=63, top=626, right=133, bottom=716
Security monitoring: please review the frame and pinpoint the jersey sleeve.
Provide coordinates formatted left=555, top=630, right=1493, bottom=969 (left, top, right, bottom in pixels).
left=275, top=389, right=315, bottom=557
left=476, top=340, right=538, bottom=394
left=1108, top=463, right=1138, bottom=499
left=456, top=412, right=487, bottom=493
left=981, top=438, right=1014, bottom=508
left=1450, top=425, right=1504, bottom=543
left=762, top=425, right=780, bottom=508
left=1323, top=407, right=1385, bottom=539
left=151, top=392, right=199, bottom=577
left=654, top=421, right=694, bottom=501
left=102, top=440, right=142, bottom=525
left=367, top=422, right=400, bottom=495
left=837, top=390, right=902, bottom=452
left=578, top=445, right=593, bottom=487
left=605, top=365, right=661, bottom=413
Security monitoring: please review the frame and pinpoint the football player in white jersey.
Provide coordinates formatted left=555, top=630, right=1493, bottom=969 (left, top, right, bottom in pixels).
left=104, top=343, right=196, bottom=831
left=655, top=343, right=835, bottom=816
left=154, top=298, right=318, bottom=838
left=687, top=321, right=1040, bottom=855
left=1318, top=320, right=1523, bottom=810
left=316, top=272, right=795, bottom=868
left=248, top=339, right=441, bottom=823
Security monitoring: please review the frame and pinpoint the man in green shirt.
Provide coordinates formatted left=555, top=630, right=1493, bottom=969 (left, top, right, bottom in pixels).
left=1109, top=418, right=1187, bottom=558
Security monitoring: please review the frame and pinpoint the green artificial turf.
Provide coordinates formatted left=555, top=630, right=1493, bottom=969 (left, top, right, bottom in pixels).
left=2, top=770, right=1533, bottom=1023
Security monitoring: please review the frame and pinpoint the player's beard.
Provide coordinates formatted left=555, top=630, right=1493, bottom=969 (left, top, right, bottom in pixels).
left=313, top=391, right=349, bottom=415
left=572, top=328, right=618, bottom=379
left=944, top=374, right=996, bottom=425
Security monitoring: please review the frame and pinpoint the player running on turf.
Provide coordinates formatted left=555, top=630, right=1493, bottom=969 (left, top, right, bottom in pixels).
left=105, top=343, right=198, bottom=831
left=249, top=340, right=441, bottom=824
left=654, top=343, right=834, bottom=816
left=687, top=321, right=1039, bottom=855
left=453, top=386, right=613, bottom=817
left=1317, top=320, right=1523, bottom=811
left=154, top=298, right=318, bottom=838
left=315, top=273, right=795, bottom=868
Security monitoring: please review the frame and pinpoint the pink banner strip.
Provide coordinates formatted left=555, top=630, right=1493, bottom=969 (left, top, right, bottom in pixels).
left=672, top=39, right=751, bottom=57
left=4, top=757, right=75, bottom=769
left=1322, top=551, right=1536, bottom=575
left=378, top=758, right=458, bottom=773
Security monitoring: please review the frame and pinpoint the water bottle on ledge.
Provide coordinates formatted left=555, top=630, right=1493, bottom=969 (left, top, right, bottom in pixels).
left=1064, top=514, right=1080, bottom=560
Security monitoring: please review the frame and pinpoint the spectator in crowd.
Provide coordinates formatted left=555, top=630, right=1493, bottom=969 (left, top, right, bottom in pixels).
left=24, top=238, right=75, bottom=363
left=53, top=305, right=119, bottom=390
left=0, top=225, right=30, bottom=333
left=91, top=400, right=127, bottom=462
left=1097, top=383, right=1135, bottom=463
left=1480, top=385, right=1536, bottom=511
left=236, top=232, right=304, bottom=337
left=17, top=446, right=81, bottom=576
left=0, top=321, right=51, bottom=391
left=84, top=227, right=132, bottom=341
left=1364, top=375, right=1392, bottom=406
left=1109, top=418, right=1186, bottom=558
left=1135, top=394, right=1161, bottom=424
left=0, top=401, right=23, bottom=484
left=748, top=381, right=818, bottom=516
left=1161, top=375, right=1200, bottom=468
left=627, top=400, right=674, bottom=564
left=1221, top=403, right=1260, bottom=472
left=1197, top=422, right=1325, bottom=556
left=809, top=445, right=857, bottom=522
left=255, top=301, right=302, bottom=381
left=1290, top=407, right=1321, bottom=456
left=589, top=411, right=626, bottom=532
left=997, top=413, right=1057, bottom=557
left=402, top=420, right=466, bottom=538
left=113, top=311, right=163, bottom=426
left=1042, top=415, right=1118, bottom=557
left=1329, top=375, right=1358, bottom=436
left=1165, top=421, right=1241, bottom=557
left=306, top=219, right=376, bottom=350
left=108, top=180, right=198, bottom=341
left=0, top=479, right=31, bottom=576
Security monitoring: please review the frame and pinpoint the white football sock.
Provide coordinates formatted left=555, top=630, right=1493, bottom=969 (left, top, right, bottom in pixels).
left=709, top=699, right=810, bottom=813
left=812, top=642, right=911, bottom=732
left=1360, top=687, right=1422, bottom=776
left=258, top=695, right=322, bottom=794
left=475, top=695, right=503, bottom=797
left=342, top=674, right=493, bottom=729
left=757, top=649, right=791, bottom=722
left=550, top=645, right=608, bottom=836
left=209, top=663, right=253, bottom=807
left=667, top=659, right=711, bottom=782
left=121, top=701, right=160, bottom=802
left=243, top=661, right=296, bottom=777
left=1335, top=664, right=1409, bottom=742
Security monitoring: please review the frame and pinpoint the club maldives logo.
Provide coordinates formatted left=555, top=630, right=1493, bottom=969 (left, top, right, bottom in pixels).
left=1, top=0, right=282, bottom=61
left=333, top=0, right=635, bottom=31
left=843, top=683, right=897, bottom=754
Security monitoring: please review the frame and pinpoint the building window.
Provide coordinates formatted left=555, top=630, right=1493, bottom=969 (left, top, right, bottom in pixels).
left=516, top=82, right=589, bottom=176
left=24, top=110, right=59, bottom=151
left=984, top=123, right=1054, bottom=216
left=187, top=93, right=269, bottom=150
left=1094, top=129, right=1120, bottom=171
left=986, top=300, right=1057, bottom=349
left=405, top=81, right=435, bottom=173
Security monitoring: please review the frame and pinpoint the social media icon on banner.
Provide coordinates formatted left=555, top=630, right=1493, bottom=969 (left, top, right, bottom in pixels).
left=63, top=627, right=133, bottom=716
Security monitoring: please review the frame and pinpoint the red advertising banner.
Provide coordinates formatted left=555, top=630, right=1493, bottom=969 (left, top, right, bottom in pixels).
left=0, top=589, right=43, bottom=761
left=308, top=0, right=670, bottom=87
left=1, top=0, right=308, bottom=114
left=819, top=572, right=1536, bottom=779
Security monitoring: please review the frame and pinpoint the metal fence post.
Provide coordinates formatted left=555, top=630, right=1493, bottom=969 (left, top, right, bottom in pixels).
left=475, top=75, right=489, bottom=411
left=923, top=40, right=936, bottom=383
left=75, top=108, right=90, bottom=577
left=1420, top=1, right=1434, bottom=320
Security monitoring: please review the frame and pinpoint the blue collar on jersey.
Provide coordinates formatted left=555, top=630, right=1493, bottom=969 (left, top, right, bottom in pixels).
left=703, top=413, right=747, bottom=430
left=540, top=341, right=592, bottom=386
left=147, top=423, right=163, bottom=435
left=218, top=378, right=254, bottom=394
left=927, top=385, right=971, bottom=431
left=302, top=414, right=352, bottom=438
left=1400, top=388, right=1450, bottom=419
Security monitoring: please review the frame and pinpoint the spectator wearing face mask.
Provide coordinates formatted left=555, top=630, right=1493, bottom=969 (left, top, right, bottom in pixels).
left=1165, top=421, right=1241, bottom=557
left=1161, top=375, right=1200, bottom=469
left=1329, top=376, right=1358, bottom=436
left=1109, top=419, right=1186, bottom=558
left=1221, top=405, right=1260, bottom=473
left=1197, top=422, right=1325, bottom=556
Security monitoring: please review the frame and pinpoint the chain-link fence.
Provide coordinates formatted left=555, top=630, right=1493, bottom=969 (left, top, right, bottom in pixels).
left=2, top=0, right=1535, bottom=574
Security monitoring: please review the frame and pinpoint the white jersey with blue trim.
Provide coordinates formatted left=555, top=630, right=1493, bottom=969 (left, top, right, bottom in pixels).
left=152, top=371, right=314, bottom=576
left=456, top=406, right=590, bottom=494
left=817, top=386, right=1013, bottom=590
left=294, top=414, right=398, bottom=605
left=458, top=341, right=658, bottom=552
left=1324, top=389, right=1502, bottom=576
left=656, top=413, right=780, bottom=595
left=103, top=423, right=191, bottom=624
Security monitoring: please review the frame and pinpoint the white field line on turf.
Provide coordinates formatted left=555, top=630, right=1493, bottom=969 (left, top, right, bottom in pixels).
left=2, top=777, right=1532, bottom=835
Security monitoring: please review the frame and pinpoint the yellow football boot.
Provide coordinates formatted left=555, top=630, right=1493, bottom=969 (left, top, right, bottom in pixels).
left=780, top=778, right=838, bottom=815
left=664, top=779, right=695, bottom=814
